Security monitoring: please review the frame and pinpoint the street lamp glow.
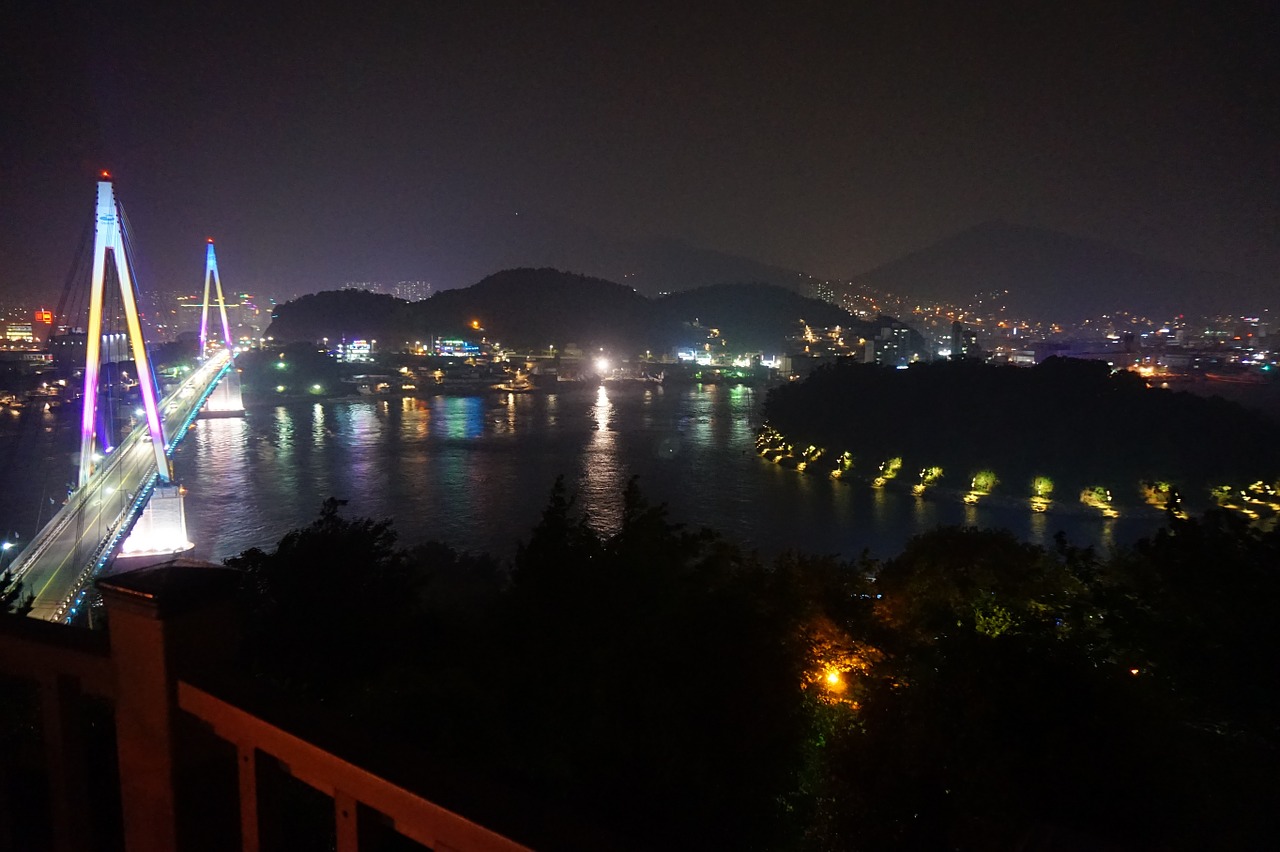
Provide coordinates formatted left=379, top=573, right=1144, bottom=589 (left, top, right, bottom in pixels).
left=595, top=357, right=610, bottom=373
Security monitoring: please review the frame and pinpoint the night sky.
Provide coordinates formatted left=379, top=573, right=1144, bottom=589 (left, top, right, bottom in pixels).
left=3, top=0, right=1277, bottom=304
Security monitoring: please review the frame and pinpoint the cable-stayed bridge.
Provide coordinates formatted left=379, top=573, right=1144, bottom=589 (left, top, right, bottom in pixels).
left=6, top=177, right=242, bottom=623
left=11, top=352, right=232, bottom=621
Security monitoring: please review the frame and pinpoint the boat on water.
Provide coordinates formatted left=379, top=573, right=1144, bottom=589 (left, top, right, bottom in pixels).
left=493, top=379, right=539, bottom=393
left=1205, top=371, right=1269, bottom=385
left=602, top=375, right=663, bottom=389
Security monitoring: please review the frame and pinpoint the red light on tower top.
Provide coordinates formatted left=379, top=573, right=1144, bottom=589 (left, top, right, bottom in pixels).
left=100, top=170, right=111, bottom=179
left=207, top=238, right=215, bottom=244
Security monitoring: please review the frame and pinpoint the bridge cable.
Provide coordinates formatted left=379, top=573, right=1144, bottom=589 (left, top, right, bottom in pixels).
left=116, top=202, right=166, bottom=422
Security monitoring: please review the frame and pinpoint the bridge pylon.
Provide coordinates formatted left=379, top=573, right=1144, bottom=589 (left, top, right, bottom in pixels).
left=198, top=239, right=235, bottom=356
left=82, top=176, right=192, bottom=559
left=80, top=176, right=170, bottom=487
left=197, top=239, right=245, bottom=416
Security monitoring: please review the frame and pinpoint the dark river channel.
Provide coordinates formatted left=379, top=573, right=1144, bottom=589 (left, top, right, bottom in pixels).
left=0, top=383, right=1177, bottom=568
left=154, top=384, right=1168, bottom=564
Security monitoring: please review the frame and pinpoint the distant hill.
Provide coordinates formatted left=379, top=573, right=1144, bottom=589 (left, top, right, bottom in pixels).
left=419, top=211, right=810, bottom=296
left=656, top=283, right=876, bottom=352
left=266, top=269, right=867, bottom=355
left=618, top=237, right=810, bottom=297
left=849, top=221, right=1233, bottom=322
left=264, top=290, right=415, bottom=345
left=419, top=268, right=653, bottom=353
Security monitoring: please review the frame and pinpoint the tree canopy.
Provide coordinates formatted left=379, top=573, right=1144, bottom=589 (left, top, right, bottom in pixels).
left=222, top=480, right=1280, bottom=850
left=763, top=357, right=1280, bottom=502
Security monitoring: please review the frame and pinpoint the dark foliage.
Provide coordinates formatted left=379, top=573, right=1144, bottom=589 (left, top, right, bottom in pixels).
left=225, top=498, right=414, bottom=694
left=764, top=357, right=1280, bottom=500
left=149, top=337, right=199, bottom=374
left=1104, top=511, right=1280, bottom=741
left=224, top=480, right=1280, bottom=850
left=1, top=569, right=33, bottom=616
left=235, top=341, right=346, bottom=397
left=653, top=283, right=875, bottom=352
left=267, top=290, right=415, bottom=347
left=496, top=478, right=809, bottom=847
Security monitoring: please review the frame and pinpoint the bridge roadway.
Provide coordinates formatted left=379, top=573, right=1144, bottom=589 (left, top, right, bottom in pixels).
left=11, top=350, right=233, bottom=622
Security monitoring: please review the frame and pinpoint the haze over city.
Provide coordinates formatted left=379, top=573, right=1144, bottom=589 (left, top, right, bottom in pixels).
left=3, top=0, right=1277, bottom=309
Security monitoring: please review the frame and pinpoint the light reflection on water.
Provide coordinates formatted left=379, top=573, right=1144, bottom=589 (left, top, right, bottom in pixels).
left=1029, top=508, right=1049, bottom=542
left=0, top=406, right=83, bottom=540
left=1098, top=518, right=1117, bottom=555
left=579, top=386, right=625, bottom=532
left=172, top=386, right=1169, bottom=564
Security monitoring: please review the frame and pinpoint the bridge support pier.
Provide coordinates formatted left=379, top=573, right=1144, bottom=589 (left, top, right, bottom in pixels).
left=121, top=485, right=194, bottom=558
left=203, top=367, right=245, bottom=417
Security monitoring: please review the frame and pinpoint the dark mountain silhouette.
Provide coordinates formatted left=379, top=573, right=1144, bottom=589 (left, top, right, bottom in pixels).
left=416, top=210, right=809, bottom=296
left=421, top=268, right=654, bottom=353
left=266, top=269, right=866, bottom=355
left=264, top=290, right=415, bottom=345
left=656, top=283, right=875, bottom=352
left=850, top=221, right=1237, bottom=322
left=619, top=237, right=809, bottom=297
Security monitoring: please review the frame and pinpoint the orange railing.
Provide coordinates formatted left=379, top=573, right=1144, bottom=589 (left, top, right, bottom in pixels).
left=178, top=681, right=530, bottom=852
left=0, top=560, right=532, bottom=852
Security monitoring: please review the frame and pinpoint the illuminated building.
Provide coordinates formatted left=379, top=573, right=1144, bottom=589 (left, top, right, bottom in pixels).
left=336, top=339, right=374, bottom=362
left=5, top=322, right=34, bottom=342
left=870, top=323, right=913, bottom=367
left=393, top=280, right=432, bottom=301
left=434, top=337, right=484, bottom=357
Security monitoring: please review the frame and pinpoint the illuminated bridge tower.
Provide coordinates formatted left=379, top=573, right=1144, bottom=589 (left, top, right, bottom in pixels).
left=81, top=175, right=193, bottom=556
left=80, top=176, right=170, bottom=486
left=198, top=238, right=244, bottom=416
